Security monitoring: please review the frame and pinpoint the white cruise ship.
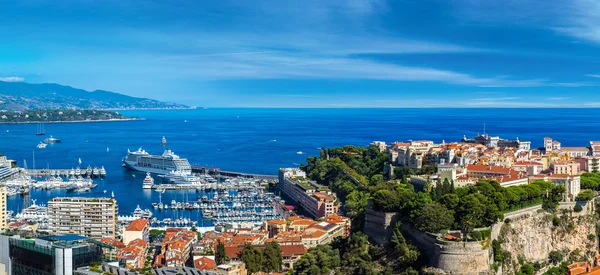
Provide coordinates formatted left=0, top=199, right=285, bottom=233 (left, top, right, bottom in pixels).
left=123, top=147, right=192, bottom=175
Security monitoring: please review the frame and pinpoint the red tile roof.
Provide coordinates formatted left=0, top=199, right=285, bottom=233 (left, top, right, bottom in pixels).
left=194, top=257, right=217, bottom=270
left=280, top=244, right=306, bottom=257
left=126, top=219, right=149, bottom=231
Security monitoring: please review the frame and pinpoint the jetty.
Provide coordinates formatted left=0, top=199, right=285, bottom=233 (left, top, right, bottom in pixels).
left=27, top=166, right=106, bottom=178
left=191, top=166, right=277, bottom=181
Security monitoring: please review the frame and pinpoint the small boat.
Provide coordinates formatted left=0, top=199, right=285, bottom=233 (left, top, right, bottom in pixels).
left=296, top=151, right=303, bottom=155
left=37, top=142, right=47, bottom=149
left=44, top=135, right=61, bottom=143
left=107, top=147, right=110, bottom=153
left=92, top=167, right=99, bottom=176
left=99, top=166, right=106, bottom=176
left=161, top=136, right=167, bottom=146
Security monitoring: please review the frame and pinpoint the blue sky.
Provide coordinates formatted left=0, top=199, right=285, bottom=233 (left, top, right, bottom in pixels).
left=1, top=0, right=599, bottom=107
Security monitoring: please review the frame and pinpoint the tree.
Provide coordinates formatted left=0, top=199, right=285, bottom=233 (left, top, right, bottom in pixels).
left=390, top=223, right=419, bottom=266
left=294, top=245, right=341, bottom=275
left=518, top=263, right=534, bottom=275
left=411, top=203, right=454, bottom=233
left=263, top=242, right=283, bottom=272
left=576, top=189, right=594, bottom=201
left=215, top=240, right=229, bottom=265
left=240, top=244, right=264, bottom=274
left=549, top=250, right=563, bottom=264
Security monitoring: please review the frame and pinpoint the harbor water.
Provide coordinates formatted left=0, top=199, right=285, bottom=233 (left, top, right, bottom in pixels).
left=0, top=108, right=599, bottom=223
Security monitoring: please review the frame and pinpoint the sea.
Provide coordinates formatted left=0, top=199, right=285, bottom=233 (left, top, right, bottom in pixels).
left=0, top=108, right=598, bottom=224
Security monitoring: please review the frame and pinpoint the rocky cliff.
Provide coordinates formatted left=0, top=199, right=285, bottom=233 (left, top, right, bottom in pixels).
left=496, top=202, right=598, bottom=274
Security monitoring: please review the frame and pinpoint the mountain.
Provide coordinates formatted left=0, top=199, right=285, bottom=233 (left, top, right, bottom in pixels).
left=0, top=81, right=193, bottom=110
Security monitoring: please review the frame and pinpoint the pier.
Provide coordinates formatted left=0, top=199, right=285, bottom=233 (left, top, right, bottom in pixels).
left=191, top=166, right=277, bottom=181
left=26, top=167, right=106, bottom=178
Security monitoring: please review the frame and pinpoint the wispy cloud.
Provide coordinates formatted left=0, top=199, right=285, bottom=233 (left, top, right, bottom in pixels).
left=472, top=97, right=522, bottom=101
left=587, top=74, right=600, bottom=78
left=0, top=77, right=24, bottom=82
left=549, top=97, right=572, bottom=100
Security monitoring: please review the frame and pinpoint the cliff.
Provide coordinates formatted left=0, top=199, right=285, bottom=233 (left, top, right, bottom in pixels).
left=364, top=200, right=598, bottom=275
left=495, top=201, right=598, bottom=274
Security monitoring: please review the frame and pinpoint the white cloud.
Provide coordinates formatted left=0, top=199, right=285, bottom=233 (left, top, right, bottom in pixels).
left=472, top=97, right=522, bottom=101
left=0, top=77, right=24, bottom=82
left=549, top=97, right=572, bottom=100
left=586, top=74, right=600, bottom=78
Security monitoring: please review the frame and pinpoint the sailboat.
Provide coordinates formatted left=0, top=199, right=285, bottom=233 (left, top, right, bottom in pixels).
left=78, top=158, right=82, bottom=166
left=36, top=123, right=46, bottom=136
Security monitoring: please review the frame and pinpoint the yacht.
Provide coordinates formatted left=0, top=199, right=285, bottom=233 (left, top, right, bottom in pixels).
left=99, top=166, right=106, bottom=177
left=142, top=172, right=154, bottom=189
left=37, top=142, right=47, bottom=149
left=44, top=135, right=61, bottom=143
left=158, top=170, right=202, bottom=186
left=122, top=147, right=192, bottom=175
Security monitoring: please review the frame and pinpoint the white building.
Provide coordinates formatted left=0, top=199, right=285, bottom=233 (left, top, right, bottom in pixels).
left=48, top=197, right=118, bottom=239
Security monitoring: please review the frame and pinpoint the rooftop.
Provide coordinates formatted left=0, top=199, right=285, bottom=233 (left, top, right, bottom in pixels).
left=126, top=218, right=149, bottom=231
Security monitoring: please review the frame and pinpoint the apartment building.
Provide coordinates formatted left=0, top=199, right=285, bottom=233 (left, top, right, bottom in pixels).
left=123, top=218, right=149, bottom=245
left=278, top=168, right=339, bottom=219
left=48, top=197, right=118, bottom=239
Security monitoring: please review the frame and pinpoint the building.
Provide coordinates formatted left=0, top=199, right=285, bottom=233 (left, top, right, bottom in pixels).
left=574, top=156, right=600, bottom=173
left=278, top=168, right=339, bottom=219
left=48, top=197, right=118, bottom=239
left=9, top=234, right=102, bottom=275
left=370, top=141, right=387, bottom=152
left=98, top=237, right=124, bottom=261
left=117, top=238, right=147, bottom=269
left=562, top=147, right=590, bottom=158
left=551, top=161, right=580, bottom=176
left=154, top=228, right=198, bottom=268
left=512, top=161, right=544, bottom=175
left=214, top=262, right=247, bottom=275
left=122, top=218, right=149, bottom=245
left=280, top=244, right=306, bottom=270
left=194, top=256, right=216, bottom=270
left=300, top=221, right=344, bottom=248
left=529, top=174, right=581, bottom=202
left=0, top=187, right=6, bottom=231
left=465, top=164, right=528, bottom=187
left=265, top=220, right=286, bottom=238
left=567, top=254, right=600, bottom=275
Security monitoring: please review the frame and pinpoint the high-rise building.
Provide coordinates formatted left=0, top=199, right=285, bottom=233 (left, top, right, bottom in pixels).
left=0, top=187, right=6, bottom=231
left=48, top=197, right=118, bottom=239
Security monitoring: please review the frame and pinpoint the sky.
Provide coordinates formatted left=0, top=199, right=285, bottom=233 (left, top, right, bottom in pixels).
left=0, top=0, right=600, bottom=108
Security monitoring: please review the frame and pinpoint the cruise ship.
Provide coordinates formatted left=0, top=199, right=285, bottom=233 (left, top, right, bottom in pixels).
left=123, top=147, right=192, bottom=175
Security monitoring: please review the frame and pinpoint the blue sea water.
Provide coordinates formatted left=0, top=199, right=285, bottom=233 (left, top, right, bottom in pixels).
left=0, top=108, right=598, bottom=221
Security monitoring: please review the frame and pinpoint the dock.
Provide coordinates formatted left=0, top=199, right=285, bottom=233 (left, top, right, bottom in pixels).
left=191, top=166, right=277, bottom=181
left=26, top=168, right=106, bottom=178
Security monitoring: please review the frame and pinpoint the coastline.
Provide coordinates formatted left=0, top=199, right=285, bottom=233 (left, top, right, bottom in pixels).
left=100, top=107, right=199, bottom=111
left=0, top=118, right=142, bottom=124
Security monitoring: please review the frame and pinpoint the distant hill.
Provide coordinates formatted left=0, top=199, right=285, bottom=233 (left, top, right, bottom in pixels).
left=0, top=81, right=193, bottom=110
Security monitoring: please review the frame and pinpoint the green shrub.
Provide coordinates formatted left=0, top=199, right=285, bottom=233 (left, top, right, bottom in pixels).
left=574, top=205, right=583, bottom=212
left=552, top=215, right=561, bottom=226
